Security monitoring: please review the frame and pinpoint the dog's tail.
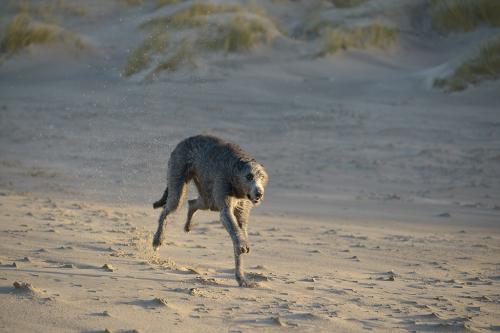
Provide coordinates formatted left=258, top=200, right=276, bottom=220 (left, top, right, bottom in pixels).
left=153, top=187, right=168, bottom=209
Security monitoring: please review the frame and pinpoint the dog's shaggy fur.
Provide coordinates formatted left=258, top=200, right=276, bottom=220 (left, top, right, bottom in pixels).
left=152, top=135, right=268, bottom=287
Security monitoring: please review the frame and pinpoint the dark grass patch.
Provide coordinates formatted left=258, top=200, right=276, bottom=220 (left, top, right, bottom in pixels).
left=434, top=35, right=500, bottom=91
left=317, top=23, right=397, bottom=57
left=429, top=0, right=500, bottom=34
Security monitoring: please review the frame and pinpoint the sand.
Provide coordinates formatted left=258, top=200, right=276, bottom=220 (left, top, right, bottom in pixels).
left=1, top=192, right=499, bottom=332
left=1, top=0, right=500, bottom=332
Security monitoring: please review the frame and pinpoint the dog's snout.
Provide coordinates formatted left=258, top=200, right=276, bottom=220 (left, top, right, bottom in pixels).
left=255, top=190, right=263, bottom=200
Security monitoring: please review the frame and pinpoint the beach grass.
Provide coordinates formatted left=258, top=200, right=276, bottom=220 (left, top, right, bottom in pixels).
left=140, top=3, right=240, bottom=30
left=13, top=0, right=87, bottom=23
left=429, top=0, right=500, bottom=34
left=434, top=35, right=500, bottom=91
left=126, top=2, right=277, bottom=76
left=1, top=14, right=57, bottom=55
left=155, top=0, right=181, bottom=9
left=122, top=30, right=169, bottom=77
left=317, top=23, right=397, bottom=56
left=152, top=41, right=195, bottom=75
left=0, top=13, right=86, bottom=56
left=330, top=0, right=368, bottom=8
left=202, top=15, right=273, bottom=52
left=118, top=0, right=145, bottom=6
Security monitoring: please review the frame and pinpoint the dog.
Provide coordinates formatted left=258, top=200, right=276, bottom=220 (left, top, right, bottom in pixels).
left=152, top=134, right=268, bottom=287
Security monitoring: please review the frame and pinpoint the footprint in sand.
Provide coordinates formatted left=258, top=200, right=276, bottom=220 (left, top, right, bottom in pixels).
left=246, top=272, right=270, bottom=282
left=153, top=297, right=169, bottom=307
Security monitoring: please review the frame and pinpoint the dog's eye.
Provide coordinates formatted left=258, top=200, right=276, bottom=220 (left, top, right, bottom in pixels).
left=246, top=173, right=254, bottom=181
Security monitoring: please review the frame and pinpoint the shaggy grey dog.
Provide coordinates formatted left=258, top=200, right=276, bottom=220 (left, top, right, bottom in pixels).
left=152, top=135, right=269, bottom=287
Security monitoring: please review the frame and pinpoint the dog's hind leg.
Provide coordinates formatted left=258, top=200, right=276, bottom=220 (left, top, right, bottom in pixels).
left=153, top=205, right=170, bottom=250
left=152, top=180, right=188, bottom=250
left=152, top=159, right=189, bottom=250
left=184, top=198, right=206, bottom=233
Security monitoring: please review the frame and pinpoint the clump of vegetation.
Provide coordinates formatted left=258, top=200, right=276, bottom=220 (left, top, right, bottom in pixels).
left=118, top=0, right=145, bottom=6
left=299, top=21, right=337, bottom=39
left=125, top=2, right=278, bottom=77
left=0, top=13, right=85, bottom=56
left=61, top=30, right=86, bottom=50
left=151, top=41, right=195, bottom=75
left=434, top=35, right=500, bottom=91
left=429, top=0, right=500, bottom=34
left=122, top=30, right=169, bottom=76
left=140, top=3, right=240, bottom=30
left=14, top=0, right=87, bottom=23
left=317, top=23, right=397, bottom=56
left=155, top=0, right=181, bottom=9
left=330, top=0, right=368, bottom=8
left=203, top=15, right=273, bottom=52
left=0, top=14, right=56, bottom=54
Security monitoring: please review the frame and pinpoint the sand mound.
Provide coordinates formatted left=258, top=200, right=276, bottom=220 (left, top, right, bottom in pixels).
left=12, top=281, right=52, bottom=301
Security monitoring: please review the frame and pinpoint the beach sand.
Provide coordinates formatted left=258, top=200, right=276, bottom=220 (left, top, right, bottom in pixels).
left=1, top=191, right=499, bottom=332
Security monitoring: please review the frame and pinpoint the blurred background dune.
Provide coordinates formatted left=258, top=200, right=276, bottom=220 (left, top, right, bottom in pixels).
left=1, top=0, right=499, bottom=224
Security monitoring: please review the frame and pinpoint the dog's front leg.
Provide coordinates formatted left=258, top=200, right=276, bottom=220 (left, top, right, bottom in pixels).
left=220, top=204, right=254, bottom=287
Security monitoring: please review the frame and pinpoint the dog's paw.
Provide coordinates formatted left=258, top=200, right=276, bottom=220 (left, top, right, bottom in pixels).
left=152, top=232, right=163, bottom=250
left=237, top=278, right=258, bottom=288
left=184, top=224, right=191, bottom=233
left=236, top=240, right=250, bottom=254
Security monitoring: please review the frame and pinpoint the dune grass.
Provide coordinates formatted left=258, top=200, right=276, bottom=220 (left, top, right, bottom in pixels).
left=118, top=0, right=145, bottom=6
left=126, top=2, right=276, bottom=76
left=0, top=13, right=85, bottom=56
left=122, top=30, right=169, bottom=77
left=152, top=42, right=195, bottom=75
left=13, top=0, right=87, bottom=23
left=0, top=14, right=55, bottom=54
left=317, top=23, right=397, bottom=57
left=0, top=14, right=57, bottom=55
left=1, top=1, right=87, bottom=57
left=140, top=3, right=240, bottom=30
left=298, top=20, right=339, bottom=39
left=202, top=15, right=273, bottom=52
left=434, top=35, right=500, bottom=91
left=330, top=0, right=368, bottom=8
left=155, top=0, right=181, bottom=9
left=430, top=0, right=500, bottom=34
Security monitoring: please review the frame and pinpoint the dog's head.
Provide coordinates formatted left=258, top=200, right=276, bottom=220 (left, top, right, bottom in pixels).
left=235, top=160, right=268, bottom=206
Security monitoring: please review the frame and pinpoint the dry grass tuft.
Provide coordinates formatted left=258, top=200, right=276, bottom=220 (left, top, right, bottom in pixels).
left=125, top=2, right=277, bottom=77
left=122, top=30, right=169, bottom=77
left=155, top=0, right=181, bottom=9
left=434, top=35, right=500, bottom=91
left=152, top=41, right=195, bottom=75
left=0, top=14, right=56, bottom=54
left=430, top=0, right=500, bottom=34
left=0, top=13, right=85, bottom=56
left=330, top=0, right=368, bottom=8
left=298, top=20, right=339, bottom=39
left=140, top=3, right=240, bottom=30
left=14, top=0, right=87, bottom=23
left=318, top=23, right=397, bottom=56
left=118, top=0, right=145, bottom=6
left=202, top=15, right=273, bottom=52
